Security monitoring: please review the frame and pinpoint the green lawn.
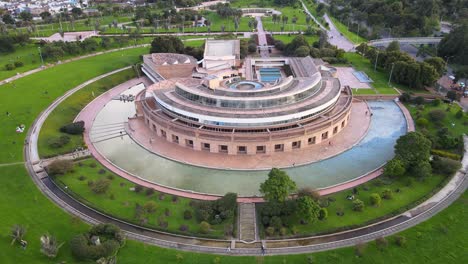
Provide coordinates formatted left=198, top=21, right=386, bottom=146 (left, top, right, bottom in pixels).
left=406, top=102, right=468, bottom=139
left=343, top=53, right=403, bottom=95
left=54, top=158, right=231, bottom=238
left=272, top=34, right=318, bottom=44
left=0, top=47, right=147, bottom=164
left=262, top=174, right=446, bottom=237
left=38, top=68, right=137, bottom=158
left=328, top=16, right=367, bottom=44
left=0, top=44, right=42, bottom=81
left=261, top=7, right=317, bottom=32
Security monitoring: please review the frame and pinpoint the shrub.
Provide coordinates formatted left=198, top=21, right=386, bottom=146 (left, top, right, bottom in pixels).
left=399, top=93, right=411, bottom=102
left=164, top=208, right=171, bottom=216
left=265, top=226, right=275, bottom=236
left=60, top=121, right=85, bottom=135
left=431, top=155, right=462, bottom=176
left=78, top=175, right=86, bottom=181
left=381, top=188, right=393, bottom=200
left=91, top=178, right=111, bottom=194
left=430, top=149, right=461, bottom=160
left=172, top=195, right=179, bottom=203
left=352, top=199, right=365, bottom=212
left=428, top=109, right=446, bottom=122
left=158, top=216, right=168, bottom=228
left=70, top=224, right=123, bottom=260
left=145, top=188, right=155, bottom=196
left=355, top=242, right=367, bottom=257
left=279, top=227, right=287, bottom=236
left=5, top=63, right=15, bottom=71
left=395, top=235, right=407, bottom=247
left=47, top=159, right=74, bottom=175
left=432, top=98, right=441, bottom=106
left=318, top=208, right=328, bottom=220
left=248, top=43, right=257, bottom=53
left=143, top=201, right=157, bottom=214
left=375, top=237, right=388, bottom=250
left=134, top=185, right=144, bottom=193
left=270, top=216, right=282, bottom=230
left=14, top=61, right=24, bottom=67
left=47, top=135, right=70, bottom=148
left=183, top=210, right=192, bottom=220
left=369, top=193, right=381, bottom=207
left=416, top=117, right=429, bottom=127
left=89, top=163, right=97, bottom=168
left=455, top=109, right=464, bottom=119
left=87, top=180, right=94, bottom=187
left=179, top=225, right=188, bottom=232
left=98, top=169, right=106, bottom=174
left=413, top=96, right=425, bottom=105
left=199, top=221, right=211, bottom=234
left=106, top=174, right=114, bottom=180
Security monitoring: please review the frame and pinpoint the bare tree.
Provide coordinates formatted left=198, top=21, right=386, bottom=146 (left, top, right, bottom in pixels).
left=10, top=225, right=26, bottom=245
left=40, top=233, right=64, bottom=258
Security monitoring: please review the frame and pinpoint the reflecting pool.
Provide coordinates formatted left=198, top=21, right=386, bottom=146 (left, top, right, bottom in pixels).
left=91, top=91, right=407, bottom=196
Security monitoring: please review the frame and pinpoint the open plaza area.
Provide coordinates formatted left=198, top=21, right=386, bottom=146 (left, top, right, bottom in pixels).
left=0, top=0, right=467, bottom=263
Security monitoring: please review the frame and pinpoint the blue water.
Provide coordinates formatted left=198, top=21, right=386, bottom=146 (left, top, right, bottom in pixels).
left=229, top=81, right=263, bottom=90
left=353, top=71, right=373, bottom=83
left=92, top=101, right=407, bottom=196
left=259, top=68, right=281, bottom=83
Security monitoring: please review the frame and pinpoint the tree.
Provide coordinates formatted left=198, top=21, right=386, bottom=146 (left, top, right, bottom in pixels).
left=91, top=178, right=111, bottom=194
left=296, top=196, right=320, bottom=223
left=60, top=121, right=85, bottom=134
left=383, top=158, right=405, bottom=177
left=10, top=224, right=26, bottom=245
left=410, top=160, right=432, bottom=178
left=40, top=233, right=64, bottom=258
left=150, top=36, right=184, bottom=54
left=295, top=45, right=311, bottom=57
left=260, top=168, right=297, bottom=202
left=353, top=199, right=365, bottom=212
left=199, top=221, right=211, bottom=234
left=424, top=57, right=446, bottom=76
left=19, top=11, right=33, bottom=22
left=416, top=117, right=429, bottom=127
left=2, top=14, right=15, bottom=24
left=438, top=22, right=468, bottom=65
left=446, top=90, right=458, bottom=101
left=394, top=132, right=432, bottom=169
left=71, top=7, right=83, bottom=18
left=370, top=193, right=382, bottom=207
left=431, top=156, right=462, bottom=176
left=143, top=201, right=158, bottom=213
left=386, top=41, right=400, bottom=52
left=428, top=109, right=446, bottom=122
left=47, top=160, right=74, bottom=175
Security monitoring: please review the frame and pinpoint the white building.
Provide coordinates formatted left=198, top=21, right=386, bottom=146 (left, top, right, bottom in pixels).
left=202, top=39, right=240, bottom=71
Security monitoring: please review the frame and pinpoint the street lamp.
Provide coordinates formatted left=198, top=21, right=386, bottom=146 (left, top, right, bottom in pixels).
left=445, top=55, right=454, bottom=68
left=388, top=63, right=395, bottom=85
left=38, top=47, right=44, bottom=67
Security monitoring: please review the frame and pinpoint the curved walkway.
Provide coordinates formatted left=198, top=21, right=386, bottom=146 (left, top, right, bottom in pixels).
left=24, top=66, right=468, bottom=255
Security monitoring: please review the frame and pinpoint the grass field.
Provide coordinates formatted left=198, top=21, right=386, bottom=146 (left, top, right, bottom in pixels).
left=272, top=34, right=319, bottom=44
left=54, top=158, right=231, bottom=238
left=0, top=47, right=147, bottom=164
left=37, top=68, right=137, bottom=158
left=343, top=53, right=404, bottom=95
left=329, top=16, right=367, bottom=44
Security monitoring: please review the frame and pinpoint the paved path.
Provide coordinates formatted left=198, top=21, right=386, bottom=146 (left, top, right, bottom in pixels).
left=22, top=62, right=468, bottom=255
left=0, top=161, right=25, bottom=167
left=255, top=16, right=269, bottom=58
left=238, top=203, right=258, bottom=242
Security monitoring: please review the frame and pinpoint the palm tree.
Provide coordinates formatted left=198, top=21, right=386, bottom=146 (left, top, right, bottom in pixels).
left=10, top=225, right=26, bottom=245
left=40, top=233, right=64, bottom=258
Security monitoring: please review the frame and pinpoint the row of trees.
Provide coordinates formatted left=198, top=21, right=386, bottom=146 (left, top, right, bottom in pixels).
left=356, top=42, right=445, bottom=89
left=384, top=131, right=462, bottom=179
left=275, top=34, right=347, bottom=64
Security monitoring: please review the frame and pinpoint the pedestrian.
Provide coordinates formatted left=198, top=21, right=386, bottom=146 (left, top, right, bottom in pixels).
left=20, top=240, right=27, bottom=250
left=6, top=111, right=10, bottom=116
left=329, top=141, right=332, bottom=146
left=227, top=246, right=231, bottom=253
left=365, top=111, right=368, bottom=115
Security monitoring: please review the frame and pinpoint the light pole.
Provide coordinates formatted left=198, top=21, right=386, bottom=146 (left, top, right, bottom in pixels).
left=374, top=50, right=379, bottom=72
left=445, top=55, right=454, bottom=68
left=38, top=47, right=44, bottom=67
left=388, top=63, right=395, bottom=85
left=355, top=23, right=360, bottom=43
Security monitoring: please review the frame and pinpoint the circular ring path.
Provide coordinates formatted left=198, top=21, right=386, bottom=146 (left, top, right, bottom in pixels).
left=24, top=68, right=468, bottom=256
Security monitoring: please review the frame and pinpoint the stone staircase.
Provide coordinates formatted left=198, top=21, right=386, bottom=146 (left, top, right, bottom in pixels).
left=238, top=203, right=258, bottom=242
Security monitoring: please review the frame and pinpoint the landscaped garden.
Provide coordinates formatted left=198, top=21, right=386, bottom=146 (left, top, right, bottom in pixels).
left=50, top=158, right=235, bottom=238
